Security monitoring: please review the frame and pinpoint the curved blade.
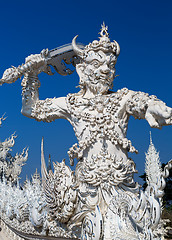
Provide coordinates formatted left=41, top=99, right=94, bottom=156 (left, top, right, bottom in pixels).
left=47, top=43, right=85, bottom=76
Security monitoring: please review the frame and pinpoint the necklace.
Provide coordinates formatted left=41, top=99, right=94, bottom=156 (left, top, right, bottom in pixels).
left=66, top=88, right=138, bottom=166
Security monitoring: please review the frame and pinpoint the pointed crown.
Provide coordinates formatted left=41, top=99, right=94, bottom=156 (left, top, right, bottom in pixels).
left=72, top=23, right=120, bottom=60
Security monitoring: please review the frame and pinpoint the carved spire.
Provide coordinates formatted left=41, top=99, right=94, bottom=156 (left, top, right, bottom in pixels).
left=41, top=137, right=48, bottom=181
left=145, top=132, right=162, bottom=186
left=99, top=22, right=109, bottom=38
left=149, top=131, right=153, bottom=145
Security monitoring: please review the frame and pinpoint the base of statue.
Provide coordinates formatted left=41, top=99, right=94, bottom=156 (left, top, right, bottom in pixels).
left=0, top=219, right=76, bottom=240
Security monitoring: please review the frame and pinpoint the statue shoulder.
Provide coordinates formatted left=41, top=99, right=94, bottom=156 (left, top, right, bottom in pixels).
left=30, top=96, right=69, bottom=122
left=110, top=88, right=133, bottom=101
left=52, top=97, right=68, bottom=111
left=119, top=89, right=150, bottom=101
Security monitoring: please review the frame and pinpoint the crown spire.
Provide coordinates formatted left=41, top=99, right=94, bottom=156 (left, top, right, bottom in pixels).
left=99, top=22, right=109, bottom=38
left=72, top=23, right=120, bottom=59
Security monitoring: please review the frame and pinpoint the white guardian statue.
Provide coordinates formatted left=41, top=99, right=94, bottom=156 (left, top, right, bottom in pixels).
left=0, top=23, right=172, bottom=240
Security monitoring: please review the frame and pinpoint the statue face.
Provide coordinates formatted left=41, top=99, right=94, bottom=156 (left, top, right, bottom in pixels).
left=77, top=50, right=117, bottom=94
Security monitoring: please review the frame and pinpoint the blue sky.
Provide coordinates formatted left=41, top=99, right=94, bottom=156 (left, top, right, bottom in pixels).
left=0, top=0, right=172, bottom=184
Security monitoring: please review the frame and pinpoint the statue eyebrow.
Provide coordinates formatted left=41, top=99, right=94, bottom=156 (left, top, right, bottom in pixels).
left=97, top=52, right=103, bottom=59
left=109, top=54, right=115, bottom=61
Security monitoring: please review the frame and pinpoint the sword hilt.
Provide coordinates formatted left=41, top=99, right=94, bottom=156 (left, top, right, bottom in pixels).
left=0, top=57, right=46, bottom=85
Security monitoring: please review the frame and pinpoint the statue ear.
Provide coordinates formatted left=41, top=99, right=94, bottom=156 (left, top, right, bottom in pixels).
left=76, top=63, right=88, bottom=89
left=76, top=63, right=85, bottom=77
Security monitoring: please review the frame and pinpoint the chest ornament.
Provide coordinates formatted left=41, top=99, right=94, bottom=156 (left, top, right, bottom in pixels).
left=66, top=88, right=138, bottom=166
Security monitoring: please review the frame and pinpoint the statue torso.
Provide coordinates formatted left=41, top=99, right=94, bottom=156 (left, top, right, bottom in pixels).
left=66, top=88, right=138, bottom=161
left=65, top=88, right=137, bottom=188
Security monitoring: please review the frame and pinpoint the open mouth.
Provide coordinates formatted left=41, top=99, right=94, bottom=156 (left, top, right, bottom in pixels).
left=96, top=74, right=110, bottom=81
left=96, top=72, right=114, bottom=81
left=99, top=75, right=108, bottom=79
left=88, top=73, right=113, bottom=86
left=99, top=75, right=113, bottom=84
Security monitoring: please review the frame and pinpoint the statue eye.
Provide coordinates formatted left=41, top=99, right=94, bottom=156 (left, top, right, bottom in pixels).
left=91, top=60, right=100, bottom=67
left=109, top=62, right=115, bottom=69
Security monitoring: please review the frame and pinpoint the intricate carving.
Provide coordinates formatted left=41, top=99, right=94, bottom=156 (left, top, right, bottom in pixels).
left=66, top=88, right=138, bottom=166
left=75, top=144, right=136, bottom=187
left=41, top=139, right=77, bottom=223
left=0, top=119, right=28, bottom=183
left=0, top=24, right=172, bottom=239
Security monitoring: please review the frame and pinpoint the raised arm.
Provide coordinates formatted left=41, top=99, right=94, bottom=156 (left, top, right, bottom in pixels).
left=126, top=91, right=172, bottom=129
left=21, top=72, right=69, bottom=122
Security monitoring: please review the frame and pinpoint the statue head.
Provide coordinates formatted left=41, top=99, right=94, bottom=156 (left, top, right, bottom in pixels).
left=72, top=23, right=120, bottom=95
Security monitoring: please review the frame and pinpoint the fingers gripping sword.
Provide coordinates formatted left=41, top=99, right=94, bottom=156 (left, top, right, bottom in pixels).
left=0, top=43, right=84, bottom=85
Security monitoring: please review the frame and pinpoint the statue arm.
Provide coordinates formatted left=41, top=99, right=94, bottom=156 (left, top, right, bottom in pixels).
left=126, top=91, right=172, bottom=129
left=21, top=73, right=69, bottom=122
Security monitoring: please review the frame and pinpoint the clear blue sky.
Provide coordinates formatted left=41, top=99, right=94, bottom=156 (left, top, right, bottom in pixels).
left=0, top=0, right=172, bottom=184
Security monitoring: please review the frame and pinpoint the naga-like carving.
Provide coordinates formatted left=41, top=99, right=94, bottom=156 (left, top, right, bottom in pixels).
left=0, top=117, right=28, bottom=183
left=0, top=23, right=172, bottom=239
left=41, top=139, right=77, bottom=223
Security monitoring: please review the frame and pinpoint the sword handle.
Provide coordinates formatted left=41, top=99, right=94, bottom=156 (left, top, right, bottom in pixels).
left=0, top=62, right=37, bottom=85
left=0, top=49, right=49, bottom=85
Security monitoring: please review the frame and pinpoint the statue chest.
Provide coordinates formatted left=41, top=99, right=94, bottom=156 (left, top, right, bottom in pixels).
left=66, top=89, right=129, bottom=140
left=65, top=89, right=138, bottom=166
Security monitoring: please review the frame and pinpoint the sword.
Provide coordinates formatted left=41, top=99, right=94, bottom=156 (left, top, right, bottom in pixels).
left=0, top=43, right=85, bottom=85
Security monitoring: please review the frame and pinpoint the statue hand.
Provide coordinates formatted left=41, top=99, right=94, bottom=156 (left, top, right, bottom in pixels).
left=25, top=51, right=53, bottom=75
left=145, top=101, right=172, bottom=128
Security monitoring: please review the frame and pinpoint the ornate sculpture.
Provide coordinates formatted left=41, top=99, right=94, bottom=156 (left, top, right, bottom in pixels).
left=0, top=116, right=28, bottom=184
left=0, top=23, right=172, bottom=239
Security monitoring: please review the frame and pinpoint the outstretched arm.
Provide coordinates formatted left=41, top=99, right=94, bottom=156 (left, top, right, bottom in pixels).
left=21, top=57, right=69, bottom=122
left=126, top=91, right=172, bottom=129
